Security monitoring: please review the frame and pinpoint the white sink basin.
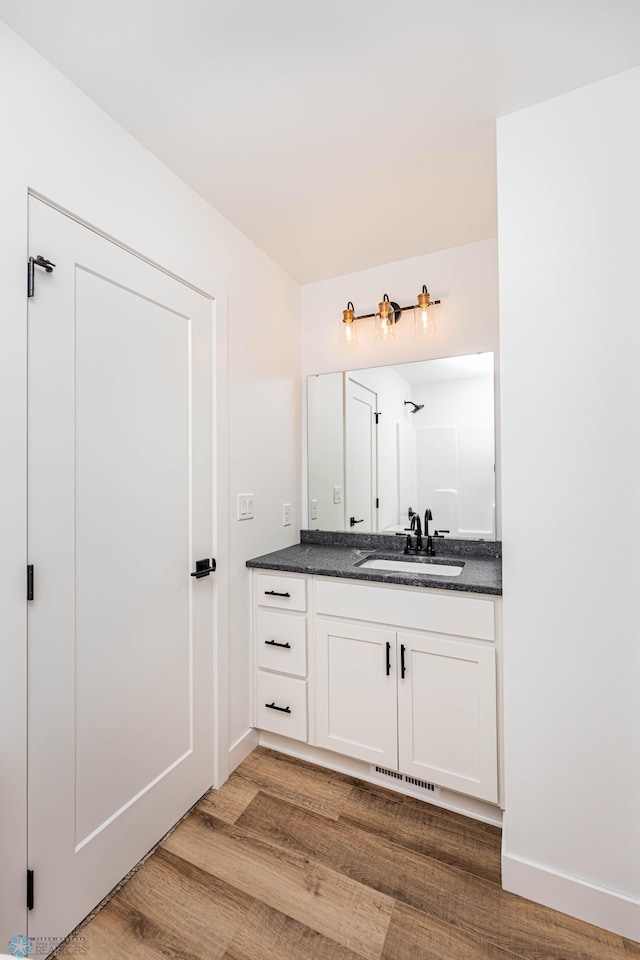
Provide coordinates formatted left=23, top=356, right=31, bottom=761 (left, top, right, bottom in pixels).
left=359, top=558, right=464, bottom=577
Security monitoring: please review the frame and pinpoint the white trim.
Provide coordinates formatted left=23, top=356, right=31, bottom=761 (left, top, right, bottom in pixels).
left=212, top=287, right=230, bottom=789
left=229, top=729, right=259, bottom=773
left=502, top=851, right=640, bottom=942
left=0, top=143, right=29, bottom=946
left=258, top=732, right=503, bottom=827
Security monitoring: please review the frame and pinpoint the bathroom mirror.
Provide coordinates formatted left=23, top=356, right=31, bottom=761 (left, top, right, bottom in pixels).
left=307, top=352, right=495, bottom=539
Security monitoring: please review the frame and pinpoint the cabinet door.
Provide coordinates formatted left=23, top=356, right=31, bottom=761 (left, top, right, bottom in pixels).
left=397, top=632, right=498, bottom=802
left=316, top=619, right=397, bottom=767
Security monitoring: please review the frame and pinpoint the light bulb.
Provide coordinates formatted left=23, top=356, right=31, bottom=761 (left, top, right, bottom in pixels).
left=375, top=295, right=396, bottom=341
left=415, top=285, right=434, bottom=335
left=340, top=301, right=358, bottom=346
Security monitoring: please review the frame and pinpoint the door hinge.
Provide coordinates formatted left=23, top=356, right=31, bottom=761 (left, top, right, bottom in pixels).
left=27, top=564, right=34, bottom=601
left=27, top=869, right=34, bottom=911
left=374, top=411, right=381, bottom=424
left=28, top=255, right=56, bottom=298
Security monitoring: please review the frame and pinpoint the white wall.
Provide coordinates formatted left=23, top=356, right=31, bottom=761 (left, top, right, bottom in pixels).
left=307, top=373, right=344, bottom=529
left=498, top=67, right=640, bottom=940
left=0, top=22, right=300, bottom=943
left=301, top=238, right=500, bottom=530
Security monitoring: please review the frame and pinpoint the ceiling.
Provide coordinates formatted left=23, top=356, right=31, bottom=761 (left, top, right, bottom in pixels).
left=1, top=1, right=639, bottom=284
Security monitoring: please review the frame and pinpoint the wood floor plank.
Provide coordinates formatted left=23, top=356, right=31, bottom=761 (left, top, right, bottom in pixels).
left=115, top=847, right=254, bottom=958
left=163, top=808, right=393, bottom=960
left=234, top=790, right=627, bottom=960
left=198, top=774, right=260, bottom=824
left=233, top=747, right=355, bottom=820
left=84, top=896, right=202, bottom=959
left=624, top=939, right=640, bottom=956
left=340, top=783, right=502, bottom=883
left=381, top=900, right=521, bottom=960
left=222, top=900, right=366, bottom=960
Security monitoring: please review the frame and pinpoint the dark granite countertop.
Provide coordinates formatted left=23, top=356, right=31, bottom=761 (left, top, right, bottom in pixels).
left=246, top=533, right=502, bottom=596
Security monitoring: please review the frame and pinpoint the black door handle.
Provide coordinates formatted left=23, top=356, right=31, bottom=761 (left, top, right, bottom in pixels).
left=191, top=558, right=216, bottom=578
left=350, top=517, right=364, bottom=526
left=400, top=644, right=406, bottom=679
left=385, top=641, right=391, bottom=676
left=265, top=702, right=291, bottom=714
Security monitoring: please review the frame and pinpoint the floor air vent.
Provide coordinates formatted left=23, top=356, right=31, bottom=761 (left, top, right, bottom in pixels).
left=374, top=765, right=403, bottom=780
left=405, top=775, right=439, bottom=794
left=372, top=766, right=441, bottom=797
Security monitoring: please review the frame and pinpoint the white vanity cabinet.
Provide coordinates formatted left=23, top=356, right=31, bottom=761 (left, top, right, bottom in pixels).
left=252, top=569, right=500, bottom=805
left=313, top=578, right=499, bottom=803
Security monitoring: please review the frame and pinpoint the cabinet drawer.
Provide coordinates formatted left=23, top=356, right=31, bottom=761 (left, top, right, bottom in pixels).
left=256, top=609, right=307, bottom=677
left=315, top=578, right=494, bottom=641
left=255, top=672, right=308, bottom=741
left=256, top=573, right=307, bottom=612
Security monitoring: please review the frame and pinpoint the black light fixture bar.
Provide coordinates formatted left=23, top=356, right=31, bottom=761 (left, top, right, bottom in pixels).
left=350, top=299, right=441, bottom=322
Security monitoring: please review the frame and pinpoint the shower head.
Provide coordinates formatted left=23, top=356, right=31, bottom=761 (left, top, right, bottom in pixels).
left=404, top=401, right=424, bottom=414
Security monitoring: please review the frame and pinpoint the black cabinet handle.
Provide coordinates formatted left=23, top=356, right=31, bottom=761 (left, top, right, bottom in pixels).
left=265, top=702, right=291, bottom=714
left=264, top=590, right=290, bottom=598
left=264, top=639, right=291, bottom=649
left=191, top=558, right=216, bottom=578
left=385, top=641, right=391, bottom=676
left=400, top=644, right=406, bottom=679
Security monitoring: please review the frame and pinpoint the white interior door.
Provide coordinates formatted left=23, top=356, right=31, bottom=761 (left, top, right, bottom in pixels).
left=27, top=197, right=214, bottom=940
left=345, top=378, right=377, bottom=532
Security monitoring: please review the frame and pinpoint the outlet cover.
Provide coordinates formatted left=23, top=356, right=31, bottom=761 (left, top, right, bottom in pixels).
left=282, top=502, right=292, bottom=526
left=310, top=499, right=318, bottom=520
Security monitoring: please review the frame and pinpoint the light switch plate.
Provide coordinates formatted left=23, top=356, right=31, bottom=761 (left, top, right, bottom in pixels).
left=282, top=502, right=292, bottom=526
left=237, top=493, right=254, bottom=520
left=310, top=499, right=318, bottom=521
left=333, top=485, right=342, bottom=504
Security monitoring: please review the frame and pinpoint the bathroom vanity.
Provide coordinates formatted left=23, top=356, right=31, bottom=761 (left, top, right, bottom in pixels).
left=247, top=532, right=503, bottom=821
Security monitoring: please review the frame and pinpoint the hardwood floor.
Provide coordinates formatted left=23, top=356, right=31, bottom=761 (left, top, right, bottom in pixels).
left=75, top=747, right=634, bottom=959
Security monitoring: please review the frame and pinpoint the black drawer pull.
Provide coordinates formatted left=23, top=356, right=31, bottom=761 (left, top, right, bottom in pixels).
left=264, top=590, right=291, bottom=598
left=400, top=643, right=406, bottom=679
left=385, top=641, right=391, bottom=676
left=265, top=702, right=291, bottom=714
left=265, top=639, right=291, bottom=649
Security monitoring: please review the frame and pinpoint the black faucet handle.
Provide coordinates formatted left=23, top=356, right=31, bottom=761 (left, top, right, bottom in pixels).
left=433, top=529, right=449, bottom=538
left=404, top=534, right=413, bottom=554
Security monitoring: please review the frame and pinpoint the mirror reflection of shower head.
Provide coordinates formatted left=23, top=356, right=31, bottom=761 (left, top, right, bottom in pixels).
left=404, top=401, right=424, bottom=414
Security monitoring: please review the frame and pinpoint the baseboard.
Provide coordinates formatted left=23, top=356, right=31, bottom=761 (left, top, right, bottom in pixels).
left=502, top=851, right=640, bottom=943
left=228, top=728, right=259, bottom=773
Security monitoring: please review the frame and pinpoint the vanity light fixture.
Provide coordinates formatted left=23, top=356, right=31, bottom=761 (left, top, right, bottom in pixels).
left=339, top=285, right=441, bottom=346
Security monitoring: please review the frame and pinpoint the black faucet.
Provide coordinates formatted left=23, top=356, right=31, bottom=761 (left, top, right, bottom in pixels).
left=424, top=509, right=435, bottom=556
left=410, top=513, right=423, bottom=550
